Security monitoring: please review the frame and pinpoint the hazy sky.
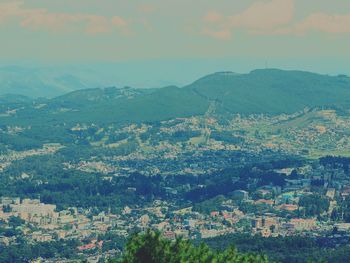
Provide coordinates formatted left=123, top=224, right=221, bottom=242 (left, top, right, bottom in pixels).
left=1, top=0, right=350, bottom=79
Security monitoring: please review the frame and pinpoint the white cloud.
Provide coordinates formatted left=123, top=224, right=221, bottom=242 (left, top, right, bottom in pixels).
left=138, top=4, right=155, bottom=15
left=202, top=28, right=231, bottom=40
left=228, top=0, right=294, bottom=31
left=276, top=13, right=350, bottom=35
left=0, top=1, right=129, bottom=35
left=202, top=0, right=295, bottom=39
left=204, top=11, right=223, bottom=23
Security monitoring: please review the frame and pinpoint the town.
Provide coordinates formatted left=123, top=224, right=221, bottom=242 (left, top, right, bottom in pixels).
left=1, top=109, right=350, bottom=262
left=2, top=155, right=350, bottom=261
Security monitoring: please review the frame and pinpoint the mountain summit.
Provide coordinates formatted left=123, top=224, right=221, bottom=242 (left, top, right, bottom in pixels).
left=1, top=69, right=350, bottom=124
left=186, top=69, right=350, bottom=114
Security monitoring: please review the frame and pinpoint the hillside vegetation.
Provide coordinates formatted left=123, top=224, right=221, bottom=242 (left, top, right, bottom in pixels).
left=186, top=69, right=350, bottom=114
left=0, top=69, right=350, bottom=126
left=109, top=231, right=269, bottom=263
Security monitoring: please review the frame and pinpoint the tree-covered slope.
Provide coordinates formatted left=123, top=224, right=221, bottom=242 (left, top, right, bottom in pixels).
left=55, top=86, right=210, bottom=123
left=0, top=85, right=209, bottom=125
left=186, top=69, right=350, bottom=114
left=0, top=66, right=89, bottom=98
left=1, top=69, right=350, bottom=126
left=109, top=231, right=269, bottom=263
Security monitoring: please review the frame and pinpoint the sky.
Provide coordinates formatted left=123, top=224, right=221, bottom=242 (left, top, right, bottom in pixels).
left=1, top=0, right=350, bottom=87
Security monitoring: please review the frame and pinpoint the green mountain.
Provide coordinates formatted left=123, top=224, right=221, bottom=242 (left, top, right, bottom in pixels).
left=0, top=94, right=33, bottom=104
left=50, top=85, right=209, bottom=123
left=1, top=69, right=350, bottom=125
left=186, top=69, right=350, bottom=114
left=0, top=66, right=91, bottom=98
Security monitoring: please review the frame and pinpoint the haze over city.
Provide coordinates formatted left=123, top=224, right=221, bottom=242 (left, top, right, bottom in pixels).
left=1, top=0, right=350, bottom=88
left=1, top=1, right=350, bottom=263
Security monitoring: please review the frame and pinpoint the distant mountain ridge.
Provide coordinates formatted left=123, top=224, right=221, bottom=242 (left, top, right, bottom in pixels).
left=186, top=69, right=350, bottom=114
left=0, top=94, right=32, bottom=104
left=0, top=69, right=350, bottom=125
left=0, top=66, right=90, bottom=98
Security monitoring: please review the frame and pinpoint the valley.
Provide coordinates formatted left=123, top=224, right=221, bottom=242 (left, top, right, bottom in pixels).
left=1, top=70, right=350, bottom=262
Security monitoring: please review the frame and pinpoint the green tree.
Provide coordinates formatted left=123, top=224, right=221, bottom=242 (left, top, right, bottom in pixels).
left=109, top=230, right=269, bottom=263
left=8, top=216, right=25, bottom=228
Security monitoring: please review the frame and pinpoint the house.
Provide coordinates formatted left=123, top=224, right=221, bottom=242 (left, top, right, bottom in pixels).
left=163, top=231, right=176, bottom=240
left=326, top=188, right=336, bottom=200
left=31, top=232, right=53, bottom=242
left=276, top=204, right=298, bottom=211
left=255, top=199, right=274, bottom=206
left=78, top=243, right=96, bottom=251
left=232, top=190, right=249, bottom=201
left=210, top=211, right=220, bottom=217
left=335, top=223, right=350, bottom=232
left=290, top=218, right=316, bottom=231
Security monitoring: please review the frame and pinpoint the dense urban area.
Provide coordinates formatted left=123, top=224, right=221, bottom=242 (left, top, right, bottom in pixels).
left=1, top=100, right=350, bottom=262
left=1, top=0, right=350, bottom=261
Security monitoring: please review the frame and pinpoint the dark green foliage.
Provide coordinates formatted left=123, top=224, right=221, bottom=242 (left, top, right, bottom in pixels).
left=12, top=86, right=210, bottom=125
left=203, top=233, right=350, bottom=263
left=0, top=94, right=33, bottom=104
left=187, top=69, right=350, bottom=115
left=299, top=194, right=330, bottom=217
left=210, top=131, right=243, bottom=144
left=341, top=196, right=350, bottom=223
left=0, top=132, right=43, bottom=151
left=185, top=160, right=293, bottom=203
left=320, top=156, right=350, bottom=173
left=0, top=226, right=22, bottom=237
left=99, top=232, right=128, bottom=253
left=0, top=154, right=167, bottom=211
left=109, top=231, right=269, bottom=263
left=0, top=239, right=81, bottom=263
left=8, top=216, right=25, bottom=228
left=2, top=69, right=350, bottom=127
left=111, top=138, right=139, bottom=156
left=192, top=195, right=225, bottom=214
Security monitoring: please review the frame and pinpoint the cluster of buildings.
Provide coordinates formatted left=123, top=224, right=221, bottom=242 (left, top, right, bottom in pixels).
left=1, top=173, right=349, bottom=251
left=2, top=110, right=350, bottom=262
left=0, top=143, right=62, bottom=172
left=1, top=160, right=350, bottom=261
left=0, top=197, right=112, bottom=246
left=54, top=109, right=350, bottom=181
